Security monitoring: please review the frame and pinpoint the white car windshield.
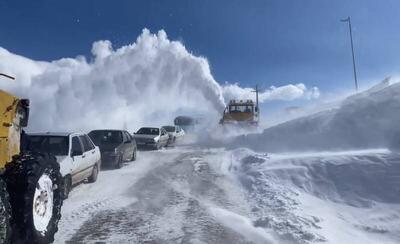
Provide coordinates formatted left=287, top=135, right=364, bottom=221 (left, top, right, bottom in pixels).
left=28, top=136, right=69, bottom=156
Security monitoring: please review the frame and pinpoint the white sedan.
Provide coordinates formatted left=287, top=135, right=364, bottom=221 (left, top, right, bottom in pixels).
left=28, top=132, right=101, bottom=199
left=162, top=125, right=185, bottom=144
left=134, top=127, right=170, bottom=150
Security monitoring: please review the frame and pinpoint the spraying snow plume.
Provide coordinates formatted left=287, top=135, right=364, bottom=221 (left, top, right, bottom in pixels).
left=0, top=29, right=225, bottom=132
left=0, top=29, right=321, bottom=133
left=222, top=82, right=320, bottom=103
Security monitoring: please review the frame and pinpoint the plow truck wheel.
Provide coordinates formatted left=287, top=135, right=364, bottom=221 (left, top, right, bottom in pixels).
left=0, top=178, right=12, bottom=244
left=4, top=152, right=63, bottom=244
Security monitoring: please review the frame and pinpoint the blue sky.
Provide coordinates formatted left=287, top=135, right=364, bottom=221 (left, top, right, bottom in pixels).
left=1, top=0, right=399, bottom=94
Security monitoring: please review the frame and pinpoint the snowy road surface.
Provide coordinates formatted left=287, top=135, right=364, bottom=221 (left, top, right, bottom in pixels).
left=54, top=147, right=400, bottom=244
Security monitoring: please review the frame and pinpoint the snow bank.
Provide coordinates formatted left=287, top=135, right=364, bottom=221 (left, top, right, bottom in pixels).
left=221, top=149, right=400, bottom=243
left=234, top=78, right=400, bottom=152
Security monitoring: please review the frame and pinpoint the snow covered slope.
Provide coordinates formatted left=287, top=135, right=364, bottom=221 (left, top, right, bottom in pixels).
left=234, top=78, right=400, bottom=152
left=220, top=148, right=400, bottom=244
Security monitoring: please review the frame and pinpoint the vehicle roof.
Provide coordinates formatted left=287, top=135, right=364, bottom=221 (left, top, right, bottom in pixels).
left=28, top=132, right=84, bottom=137
left=89, top=129, right=125, bottom=132
left=138, top=126, right=160, bottom=129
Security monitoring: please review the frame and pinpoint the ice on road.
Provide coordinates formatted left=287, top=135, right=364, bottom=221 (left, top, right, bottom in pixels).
left=54, top=147, right=400, bottom=244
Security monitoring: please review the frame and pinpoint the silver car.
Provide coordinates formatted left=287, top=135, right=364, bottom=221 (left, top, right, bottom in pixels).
left=134, top=127, right=169, bottom=150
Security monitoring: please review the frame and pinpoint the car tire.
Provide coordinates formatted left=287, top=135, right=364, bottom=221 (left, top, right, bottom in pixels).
left=115, top=157, right=123, bottom=169
left=4, top=151, right=63, bottom=244
left=131, top=149, right=137, bottom=161
left=63, top=175, right=72, bottom=199
left=88, top=164, right=99, bottom=183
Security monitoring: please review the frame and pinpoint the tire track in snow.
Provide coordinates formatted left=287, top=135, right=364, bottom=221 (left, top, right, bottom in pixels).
left=65, top=150, right=272, bottom=243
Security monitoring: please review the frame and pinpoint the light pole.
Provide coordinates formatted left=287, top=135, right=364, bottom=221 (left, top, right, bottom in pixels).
left=341, top=16, right=359, bottom=91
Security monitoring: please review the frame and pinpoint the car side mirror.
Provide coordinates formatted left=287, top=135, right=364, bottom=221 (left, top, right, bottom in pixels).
left=71, top=150, right=82, bottom=157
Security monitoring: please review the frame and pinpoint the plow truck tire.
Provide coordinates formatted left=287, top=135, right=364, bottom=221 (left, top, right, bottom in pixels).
left=4, top=152, right=63, bottom=244
left=0, top=178, right=12, bottom=244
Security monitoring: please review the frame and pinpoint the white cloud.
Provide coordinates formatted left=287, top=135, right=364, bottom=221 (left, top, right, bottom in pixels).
left=0, top=29, right=225, bottom=132
left=222, top=83, right=320, bottom=103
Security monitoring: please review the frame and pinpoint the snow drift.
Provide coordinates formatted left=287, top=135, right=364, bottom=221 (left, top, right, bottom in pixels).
left=234, top=78, right=400, bottom=152
left=214, top=148, right=400, bottom=243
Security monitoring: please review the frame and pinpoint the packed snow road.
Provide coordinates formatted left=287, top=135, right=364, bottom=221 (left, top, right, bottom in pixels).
left=54, top=147, right=400, bottom=244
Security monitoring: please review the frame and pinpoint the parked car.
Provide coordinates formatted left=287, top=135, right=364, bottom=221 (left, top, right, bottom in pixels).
left=134, top=127, right=169, bottom=150
left=161, top=125, right=185, bottom=144
left=27, top=132, right=101, bottom=199
left=88, top=130, right=137, bottom=169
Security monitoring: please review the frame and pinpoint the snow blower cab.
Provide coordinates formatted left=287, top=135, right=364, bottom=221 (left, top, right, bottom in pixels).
left=220, top=85, right=260, bottom=126
left=0, top=73, right=63, bottom=244
left=0, top=90, right=29, bottom=166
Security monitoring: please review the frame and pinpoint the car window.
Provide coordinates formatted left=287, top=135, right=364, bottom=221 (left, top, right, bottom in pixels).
left=127, top=132, right=133, bottom=140
left=136, top=127, right=159, bottom=135
left=79, top=135, right=92, bottom=152
left=162, top=126, right=175, bottom=132
left=122, top=131, right=128, bottom=142
left=28, top=135, right=69, bottom=156
left=89, top=130, right=123, bottom=145
left=124, top=131, right=132, bottom=141
left=71, top=136, right=83, bottom=155
left=84, top=135, right=96, bottom=150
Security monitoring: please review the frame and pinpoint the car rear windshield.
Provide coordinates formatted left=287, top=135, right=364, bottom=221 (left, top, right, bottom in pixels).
left=89, top=131, right=123, bottom=145
left=136, top=127, right=159, bottom=135
left=162, top=126, right=175, bottom=132
left=174, top=116, right=195, bottom=126
left=28, top=136, right=69, bottom=156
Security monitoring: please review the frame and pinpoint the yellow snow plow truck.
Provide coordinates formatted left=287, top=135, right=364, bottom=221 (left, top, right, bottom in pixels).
left=220, top=85, right=260, bottom=126
left=0, top=73, right=63, bottom=244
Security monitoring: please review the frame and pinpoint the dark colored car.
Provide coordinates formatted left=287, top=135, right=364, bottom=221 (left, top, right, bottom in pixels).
left=88, top=130, right=137, bottom=169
